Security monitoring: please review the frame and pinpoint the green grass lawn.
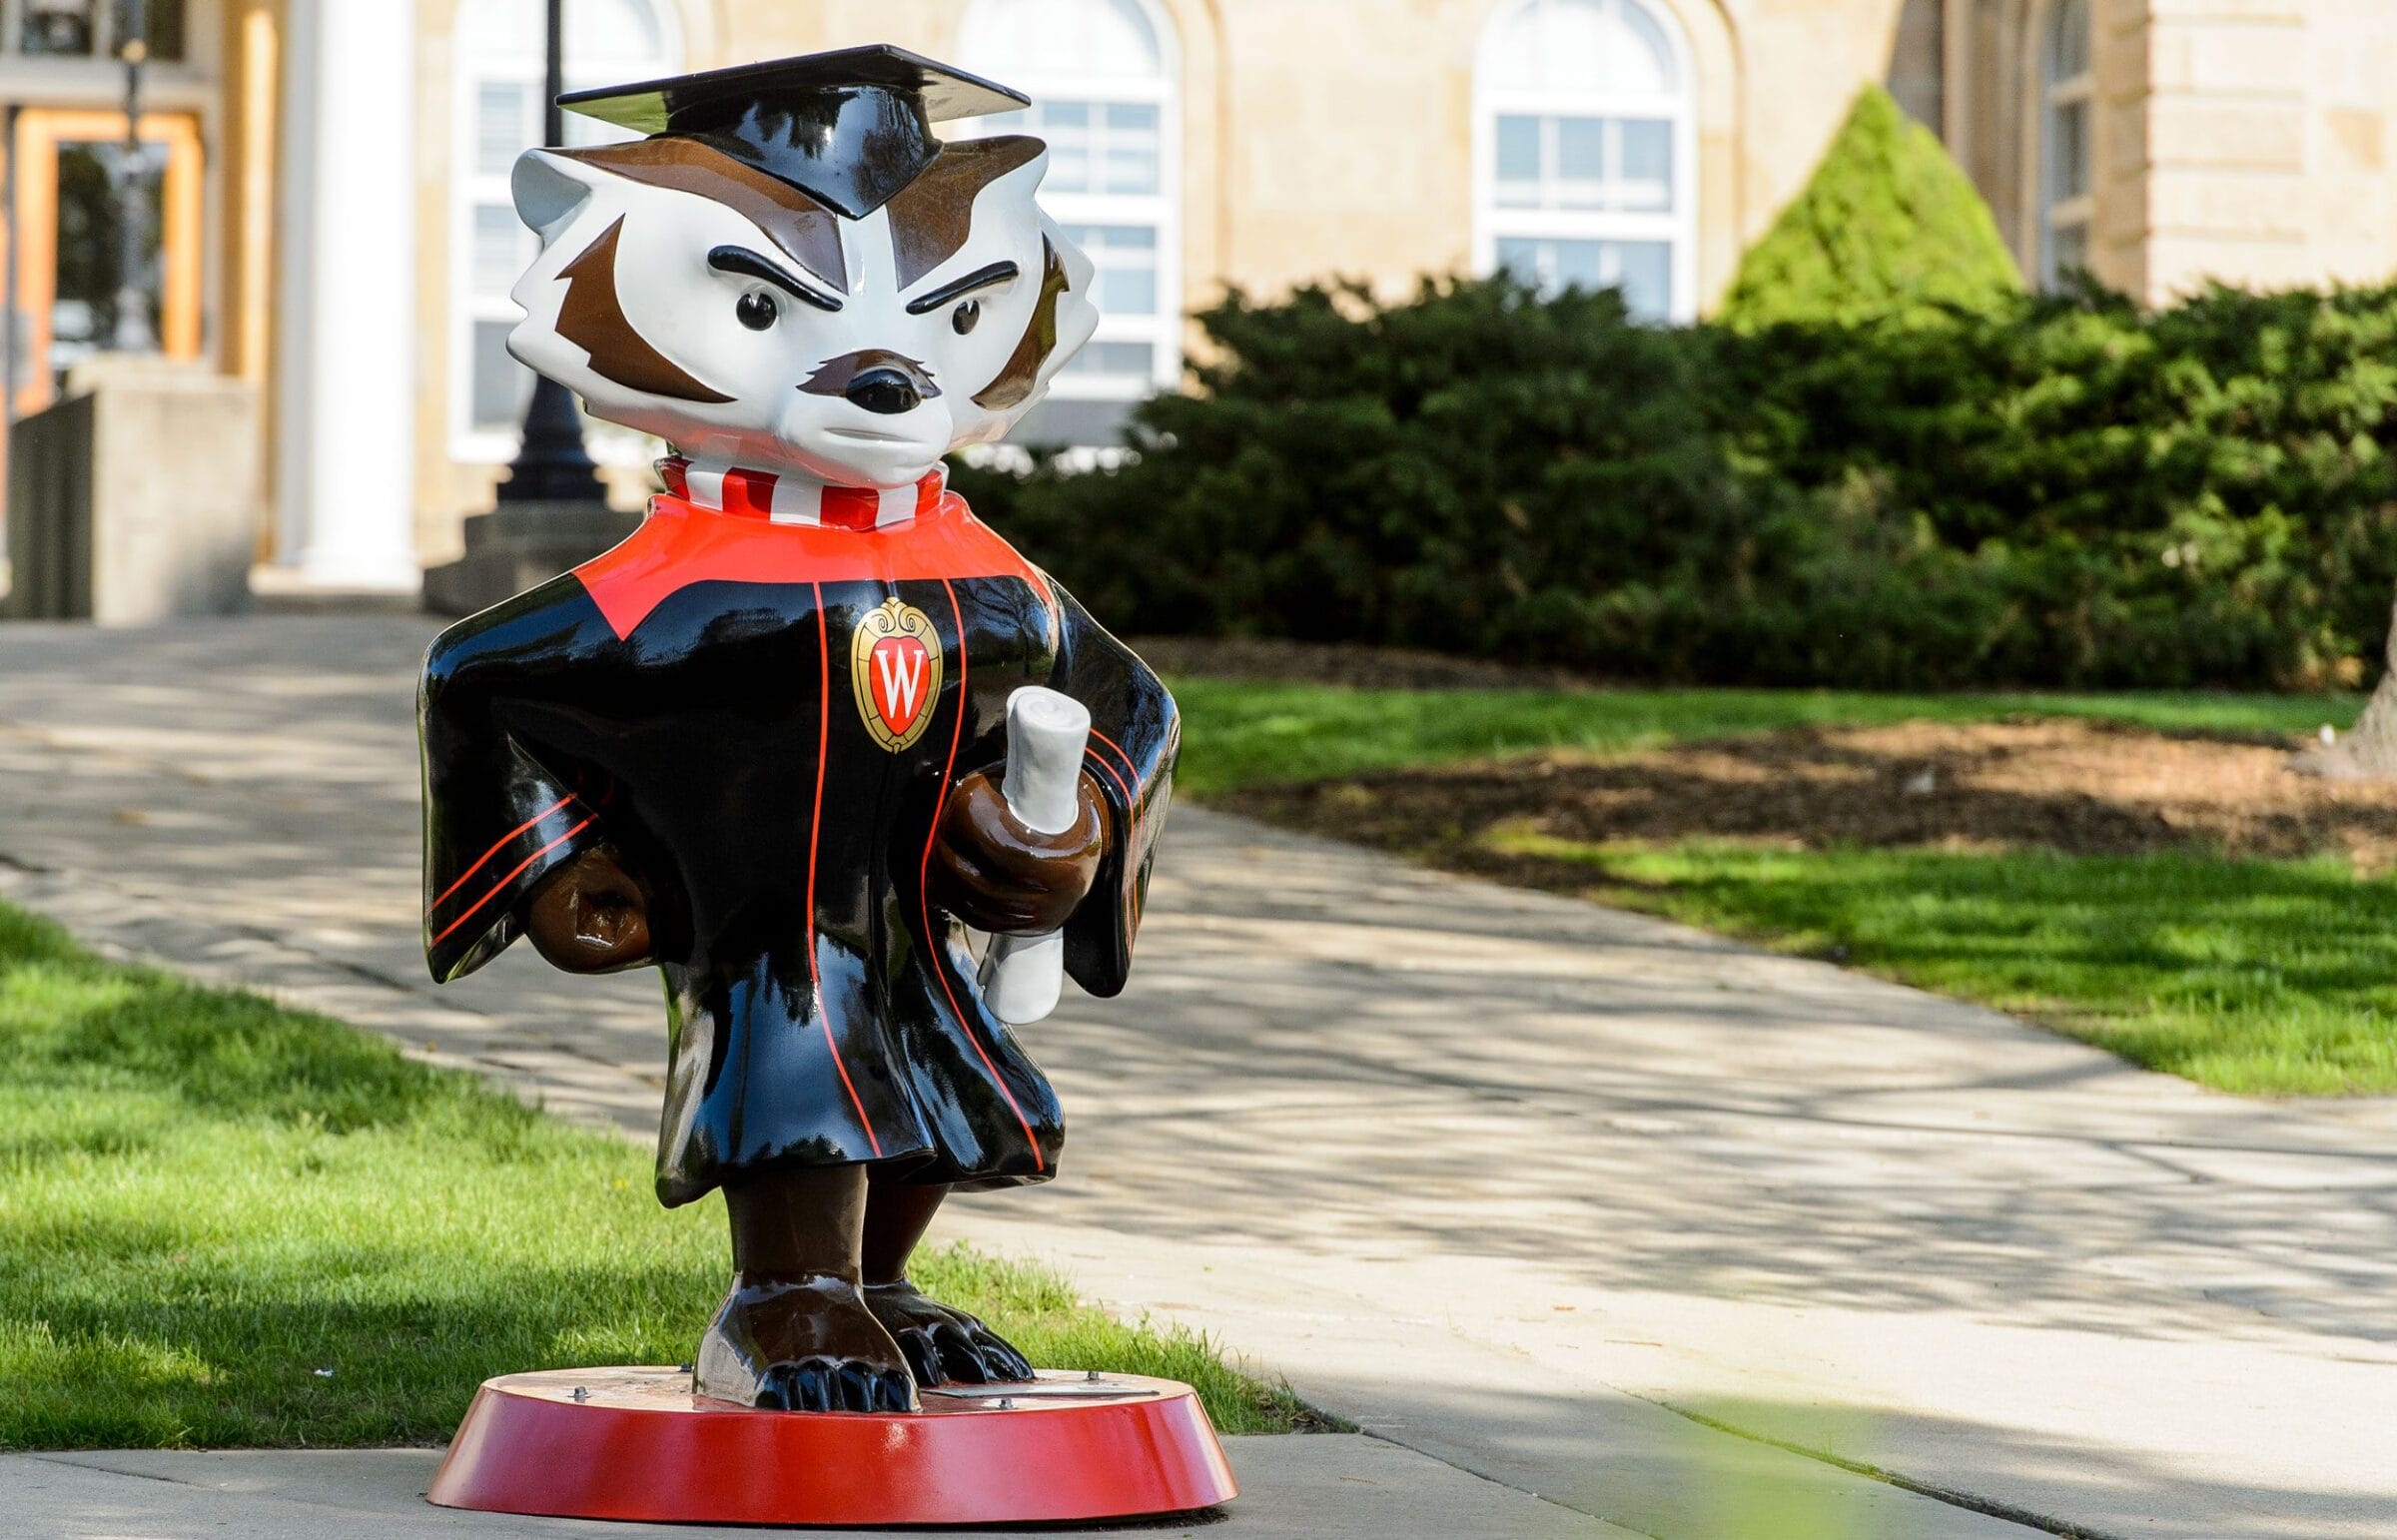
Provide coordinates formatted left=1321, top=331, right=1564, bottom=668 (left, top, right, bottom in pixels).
left=1497, top=832, right=2397, bottom=1096
left=0, top=904, right=1311, bottom=1450
left=1165, top=676, right=2359, bottom=796
left=1172, top=674, right=2392, bottom=1096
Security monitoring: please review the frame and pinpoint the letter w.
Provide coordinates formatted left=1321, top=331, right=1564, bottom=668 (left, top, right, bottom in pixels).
left=876, top=647, right=926, bottom=720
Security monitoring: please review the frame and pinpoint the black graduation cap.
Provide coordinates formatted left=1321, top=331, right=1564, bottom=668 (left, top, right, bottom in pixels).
left=558, top=44, right=1029, bottom=220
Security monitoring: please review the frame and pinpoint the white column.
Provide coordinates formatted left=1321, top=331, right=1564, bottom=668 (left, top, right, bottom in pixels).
left=274, top=0, right=420, bottom=589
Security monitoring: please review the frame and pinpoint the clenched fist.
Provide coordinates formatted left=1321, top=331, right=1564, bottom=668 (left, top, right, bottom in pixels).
left=525, top=842, right=654, bottom=973
left=929, top=769, right=1104, bottom=935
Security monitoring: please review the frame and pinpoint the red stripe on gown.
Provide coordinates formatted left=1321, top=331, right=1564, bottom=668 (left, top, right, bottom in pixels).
left=427, top=793, right=575, bottom=914
left=430, top=817, right=596, bottom=945
left=806, top=581, right=882, bottom=1156
left=917, top=576, right=1045, bottom=1170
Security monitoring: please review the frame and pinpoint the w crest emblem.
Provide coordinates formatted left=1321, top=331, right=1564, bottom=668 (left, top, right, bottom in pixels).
left=849, top=597, right=945, bottom=753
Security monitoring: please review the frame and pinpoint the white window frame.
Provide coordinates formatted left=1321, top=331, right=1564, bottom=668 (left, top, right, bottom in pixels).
left=1, top=0, right=202, bottom=66
left=2037, top=0, right=2093, bottom=288
left=1472, top=0, right=1698, bottom=323
left=958, top=0, right=1183, bottom=402
left=0, top=0, right=219, bottom=103
left=446, top=0, right=681, bottom=466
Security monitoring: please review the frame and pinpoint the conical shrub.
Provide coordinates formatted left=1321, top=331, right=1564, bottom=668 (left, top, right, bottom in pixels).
left=1721, top=85, right=2020, bottom=329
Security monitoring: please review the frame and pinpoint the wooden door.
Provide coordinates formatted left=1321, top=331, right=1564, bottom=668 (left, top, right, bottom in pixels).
left=10, top=107, right=204, bottom=418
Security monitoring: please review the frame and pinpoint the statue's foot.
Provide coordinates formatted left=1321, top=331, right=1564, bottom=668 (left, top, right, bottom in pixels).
left=694, top=1275, right=916, bottom=1413
left=865, top=1280, right=1035, bottom=1386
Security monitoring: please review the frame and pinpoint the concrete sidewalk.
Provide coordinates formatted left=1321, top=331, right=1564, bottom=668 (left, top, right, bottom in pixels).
left=4, top=617, right=2396, bottom=1539
left=0, top=1438, right=1622, bottom=1539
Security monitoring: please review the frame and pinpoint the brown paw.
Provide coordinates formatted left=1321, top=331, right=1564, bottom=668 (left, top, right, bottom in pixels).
left=865, top=1281, right=1035, bottom=1386
left=695, top=1275, right=917, bottom=1413
left=928, top=769, right=1105, bottom=934
left=524, top=843, right=654, bottom=973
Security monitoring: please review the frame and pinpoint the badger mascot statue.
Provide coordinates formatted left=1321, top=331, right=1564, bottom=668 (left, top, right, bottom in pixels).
left=417, top=46, right=1176, bottom=1415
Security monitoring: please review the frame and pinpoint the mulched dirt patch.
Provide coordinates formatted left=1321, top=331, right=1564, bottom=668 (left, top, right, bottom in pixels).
left=1219, top=718, right=2397, bottom=875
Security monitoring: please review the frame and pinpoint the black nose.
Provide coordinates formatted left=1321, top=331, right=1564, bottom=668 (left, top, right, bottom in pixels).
left=845, top=368, right=922, bottom=415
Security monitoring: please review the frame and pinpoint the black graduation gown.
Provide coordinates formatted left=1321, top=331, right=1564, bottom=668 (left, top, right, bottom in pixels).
left=417, top=490, right=1178, bottom=1205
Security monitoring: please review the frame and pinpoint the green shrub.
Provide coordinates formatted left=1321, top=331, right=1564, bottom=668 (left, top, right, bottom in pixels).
left=1716, top=280, right=2397, bottom=685
left=971, top=279, right=1774, bottom=674
left=1719, top=86, right=2020, bottom=331
left=959, top=274, right=2397, bottom=690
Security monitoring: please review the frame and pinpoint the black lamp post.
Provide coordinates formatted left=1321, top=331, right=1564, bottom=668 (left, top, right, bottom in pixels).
left=424, top=0, right=633, bottom=613
left=499, top=0, right=604, bottom=504
left=111, top=0, right=157, bottom=353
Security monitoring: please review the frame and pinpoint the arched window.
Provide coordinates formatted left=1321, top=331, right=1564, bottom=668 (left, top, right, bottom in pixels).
left=449, top=0, right=679, bottom=462
left=1475, top=0, right=1695, bottom=321
left=1888, top=0, right=1946, bottom=137
left=960, top=0, right=1181, bottom=436
left=2038, top=0, right=2092, bottom=286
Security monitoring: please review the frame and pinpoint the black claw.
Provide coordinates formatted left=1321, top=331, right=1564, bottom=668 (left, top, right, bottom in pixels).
left=974, top=1328, right=1033, bottom=1382
left=934, top=1323, right=988, bottom=1383
left=752, top=1357, right=917, bottom=1415
left=897, top=1327, right=942, bottom=1386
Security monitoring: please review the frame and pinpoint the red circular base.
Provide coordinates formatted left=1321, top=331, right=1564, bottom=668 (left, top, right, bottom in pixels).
left=427, top=1366, right=1237, bottom=1527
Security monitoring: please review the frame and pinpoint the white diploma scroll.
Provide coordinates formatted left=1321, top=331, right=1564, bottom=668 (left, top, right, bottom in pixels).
left=978, top=685, right=1093, bottom=1027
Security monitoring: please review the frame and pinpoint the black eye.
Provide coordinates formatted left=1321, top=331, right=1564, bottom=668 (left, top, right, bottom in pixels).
left=952, top=299, right=981, bottom=336
left=737, top=291, right=778, bottom=331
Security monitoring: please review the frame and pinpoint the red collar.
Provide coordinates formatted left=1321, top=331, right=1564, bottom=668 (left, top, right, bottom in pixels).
left=656, top=455, right=946, bottom=529
left=572, top=488, right=1050, bottom=640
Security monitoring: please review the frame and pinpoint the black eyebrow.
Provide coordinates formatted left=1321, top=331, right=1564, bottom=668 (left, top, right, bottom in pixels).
left=707, top=245, right=843, bottom=312
left=904, top=261, right=1020, bottom=315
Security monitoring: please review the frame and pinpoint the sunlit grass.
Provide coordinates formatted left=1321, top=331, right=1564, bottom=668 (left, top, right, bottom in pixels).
left=1172, top=672, right=2394, bottom=1097
left=1491, top=831, right=2397, bottom=1096
left=0, top=904, right=1313, bottom=1448
left=1167, top=676, right=2357, bottom=796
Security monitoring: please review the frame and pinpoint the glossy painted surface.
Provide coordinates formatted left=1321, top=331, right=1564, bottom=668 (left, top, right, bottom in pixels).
left=503, top=53, right=1096, bottom=487
left=420, top=44, right=1187, bottom=1436
left=421, top=491, right=1176, bottom=1203
left=557, top=44, right=1027, bottom=144
left=428, top=1367, right=1237, bottom=1524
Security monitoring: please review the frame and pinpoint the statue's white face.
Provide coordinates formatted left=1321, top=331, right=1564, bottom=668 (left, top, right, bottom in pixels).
left=505, top=135, right=1098, bottom=489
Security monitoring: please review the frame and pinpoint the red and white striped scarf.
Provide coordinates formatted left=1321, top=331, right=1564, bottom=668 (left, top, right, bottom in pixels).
left=656, top=455, right=947, bottom=530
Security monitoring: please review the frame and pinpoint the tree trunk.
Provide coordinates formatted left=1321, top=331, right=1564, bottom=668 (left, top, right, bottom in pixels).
left=2299, top=584, right=2397, bottom=778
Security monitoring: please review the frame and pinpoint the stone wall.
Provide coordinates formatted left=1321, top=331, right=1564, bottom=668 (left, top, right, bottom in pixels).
left=396, top=0, right=2397, bottom=554
left=2138, top=0, right=2396, bottom=300
left=1945, top=0, right=2397, bottom=305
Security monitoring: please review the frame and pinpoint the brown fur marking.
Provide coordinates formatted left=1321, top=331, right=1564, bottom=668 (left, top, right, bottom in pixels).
left=556, top=216, right=734, bottom=404
left=797, top=349, right=942, bottom=398
left=558, top=138, right=848, bottom=292
left=973, top=235, right=1069, bottom=411
left=882, top=137, right=1047, bottom=293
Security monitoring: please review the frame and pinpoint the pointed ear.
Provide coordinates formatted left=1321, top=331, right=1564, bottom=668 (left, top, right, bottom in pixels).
left=511, top=148, right=610, bottom=242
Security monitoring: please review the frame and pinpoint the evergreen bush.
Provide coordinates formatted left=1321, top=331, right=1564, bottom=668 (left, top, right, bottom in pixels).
left=1718, top=86, right=2020, bottom=330
left=961, top=273, right=2397, bottom=691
